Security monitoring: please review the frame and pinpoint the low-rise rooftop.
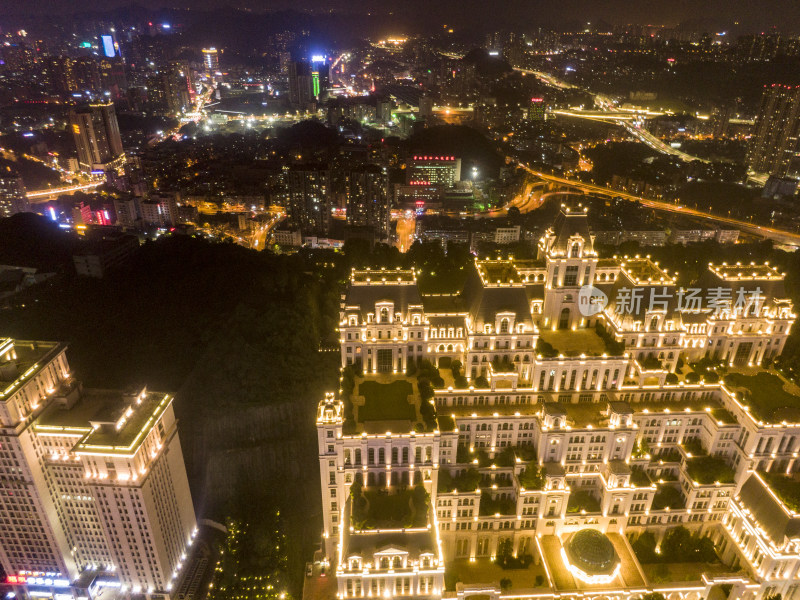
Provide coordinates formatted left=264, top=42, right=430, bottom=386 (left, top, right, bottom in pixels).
left=350, top=267, right=416, bottom=284
left=709, top=262, right=784, bottom=282
left=618, top=257, right=676, bottom=285
left=476, top=260, right=524, bottom=286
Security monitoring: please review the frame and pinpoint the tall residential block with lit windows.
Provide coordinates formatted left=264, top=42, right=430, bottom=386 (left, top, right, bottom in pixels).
left=68, top=103, right=125, bottom=173
left=0, top=166, right=29, bottom=217
left=0, top=338, right=197, bottom=598
left=317, top=205, right=800, bottom=600
left=748, top=84, right=800, bottom=177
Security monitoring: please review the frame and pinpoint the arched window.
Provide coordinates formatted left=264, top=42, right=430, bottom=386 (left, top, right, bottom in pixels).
left=500, top=318, right=510, bottom=333
left=380, top=307, right=389, bottom=323
left=571, top=243, right=580, bottom=258
left=649, top=316, right=658, bottom=332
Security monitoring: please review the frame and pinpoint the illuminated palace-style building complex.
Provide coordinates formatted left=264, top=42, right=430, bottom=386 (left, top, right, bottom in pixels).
left=0, top=338, right=197, bottom=600
left=317, top=206, right=800, bottom=600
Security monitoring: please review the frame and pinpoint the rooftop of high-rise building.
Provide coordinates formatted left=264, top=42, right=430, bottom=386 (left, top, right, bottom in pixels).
left=34, top=384, right=172, bottom=456
left=0, top=338, right=64, bottom=399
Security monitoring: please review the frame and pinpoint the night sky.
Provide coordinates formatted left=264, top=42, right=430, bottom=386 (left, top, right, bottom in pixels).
left=2, top=0, right=800, bottom=32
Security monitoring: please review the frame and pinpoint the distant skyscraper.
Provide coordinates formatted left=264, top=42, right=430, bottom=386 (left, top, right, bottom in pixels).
left=288, top=61, right=314, bottom=108
left=72, top=56, right=101, bottom=92
left=287, top=165, right=331, bottom=233
left=202, top=47, right=219, bottom=76
left=44, top=56, right=77, bottom=94
left=748, top=84, right=800, bottom=177
left=344, top=166, right=391, bottom=240
left=97, top=58, right=128, bottom=100
left=69, top=103, right=125, bottom=173
left=0, top=166, right=29, bottom=217
left=418, top=95, right=434, bottom=119
left=528, top=97, right=546, bottom=121
left=279, top=51, right=292, bottom=75
left=148, top=63, right=192, bottom=115
left=711, top=103, right=735, bottom=138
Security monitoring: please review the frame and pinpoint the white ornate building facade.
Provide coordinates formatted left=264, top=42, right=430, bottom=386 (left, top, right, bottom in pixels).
left=318, top=207, right=800, bottom=600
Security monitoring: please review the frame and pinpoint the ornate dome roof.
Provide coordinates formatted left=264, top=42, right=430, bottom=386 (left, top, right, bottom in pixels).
left=565, top=529, right=619, bottom=575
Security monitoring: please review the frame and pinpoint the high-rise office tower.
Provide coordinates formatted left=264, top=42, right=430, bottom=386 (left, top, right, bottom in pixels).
left=0, top=166, right=29, bottom=217
left=0, top=338, right=197, bottom=596
left=98, top=58, right=128, bottom=99
left=69, top=103, right=125, bottom=173
left=418, top=95, right=434, bottom=119
left=72, top=57, right=101, bottom=92
left=288, top=61, right=314, bottom=108
left=148, top=64, right=192, bottom=116
left=343, top=166, right=391, bottom=240
left=202, top=47, right=219, bottom=76
left=279, top=51, right=292, bottom=75
left=287, top=165, right=331, bottom=234
left=748, top=84, right=800, bottom=177
left=43, top=56, right=77, bottom=95
left=310, top=61, right=330, bottom=100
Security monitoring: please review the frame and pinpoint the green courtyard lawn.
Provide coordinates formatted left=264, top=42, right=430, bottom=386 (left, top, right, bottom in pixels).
left=538, top=329, right=607, bottom=357
left=630, top=467, right=652, bottom=487
left=437, top=414, right=456, bottom=431
left=711, top=408, right=737, bottom=424
left=651, top=485, right=685, bottom=510
left=357, top=380, right=416, bottom=422
left=724, top=372, right=800, bottom=423
left=351, top=484, right=428, bottom=529
left=566, top=490, right=601, bottom=513
left=685, top=456, right=735, bottom=485
left=760, top=471, right=800, bottom=512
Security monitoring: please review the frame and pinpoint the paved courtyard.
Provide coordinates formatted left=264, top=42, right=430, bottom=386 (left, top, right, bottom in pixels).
left=447, top=557, right=548, bottom=592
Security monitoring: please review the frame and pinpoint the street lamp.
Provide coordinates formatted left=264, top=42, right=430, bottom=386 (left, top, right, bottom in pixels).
left=472, top=167, right=478, bottom=181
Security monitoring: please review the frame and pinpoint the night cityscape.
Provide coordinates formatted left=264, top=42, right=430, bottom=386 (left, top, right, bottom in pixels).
left=6, top=2, right=800, bottom=600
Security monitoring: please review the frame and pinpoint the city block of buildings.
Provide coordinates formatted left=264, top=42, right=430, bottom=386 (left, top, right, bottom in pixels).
left=316, top=206, right=800, bottom=600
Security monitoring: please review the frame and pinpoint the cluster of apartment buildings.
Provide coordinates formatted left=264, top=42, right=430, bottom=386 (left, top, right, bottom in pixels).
left=316, top=206, right=800, bottom=600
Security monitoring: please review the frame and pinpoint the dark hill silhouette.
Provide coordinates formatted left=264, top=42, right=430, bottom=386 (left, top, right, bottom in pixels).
left=462, top=48, right=513, bottom=77
left=406, top=125, right=504, bottom=178
left=0, top=213, right=78, bottom=271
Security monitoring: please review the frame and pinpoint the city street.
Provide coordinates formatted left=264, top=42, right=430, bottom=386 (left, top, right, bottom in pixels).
left=512, top=162, right=800, bottom=246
